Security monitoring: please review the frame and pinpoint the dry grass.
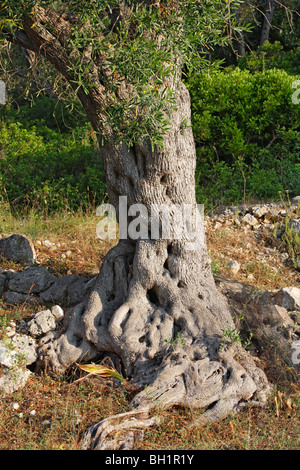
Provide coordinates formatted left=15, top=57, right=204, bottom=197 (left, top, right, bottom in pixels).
left=0, top=205, right=299, bottom=450
left=206, top=222, right=299, bottom=290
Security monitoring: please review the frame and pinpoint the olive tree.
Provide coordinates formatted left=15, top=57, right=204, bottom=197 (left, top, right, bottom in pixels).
left=1, top=0, right=269, bottom=449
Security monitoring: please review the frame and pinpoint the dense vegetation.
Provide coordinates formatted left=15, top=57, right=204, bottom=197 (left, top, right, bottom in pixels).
left=0, top=97, right=106, bottom=212
left=189, top=64, right=300, bottom=207
left=0, top=2, right=299, bottom=213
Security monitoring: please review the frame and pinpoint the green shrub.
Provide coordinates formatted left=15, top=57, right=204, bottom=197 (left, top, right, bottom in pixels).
left=187, top=67, right=300, bottom=208
left=0, top=101, right=106, bottom=213
left=238, top=41, right=300, bottom=75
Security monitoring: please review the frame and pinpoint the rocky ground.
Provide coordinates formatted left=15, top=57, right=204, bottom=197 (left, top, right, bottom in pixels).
left=0, top=198, right=299, bottom=401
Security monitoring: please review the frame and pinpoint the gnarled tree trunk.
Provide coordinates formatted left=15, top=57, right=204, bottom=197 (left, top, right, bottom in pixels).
left=37, top=78, right=270, bottom=449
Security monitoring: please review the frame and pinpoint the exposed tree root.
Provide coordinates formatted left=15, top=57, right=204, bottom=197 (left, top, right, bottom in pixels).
left=81, top=407, right=159, bottom=450
left=37, top=237, right=271, bottom=450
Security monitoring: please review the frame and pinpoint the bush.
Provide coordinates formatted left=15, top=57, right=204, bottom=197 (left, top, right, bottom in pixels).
left=238, top=41, right=300, bottom=75
left=0, top=98, right=106, bottom=213
left=187, top=67, right=300, bottom=208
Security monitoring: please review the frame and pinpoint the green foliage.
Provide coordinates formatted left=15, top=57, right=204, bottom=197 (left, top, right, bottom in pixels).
left=0, top=97, right=106, bottom=212
left=187, top=67, right=300, bottom=208
left=238, top=41, right=300, bottom=75
left=0, top=0, right=245, bottom=149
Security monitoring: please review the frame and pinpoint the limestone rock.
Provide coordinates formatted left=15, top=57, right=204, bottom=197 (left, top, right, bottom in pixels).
left=252, top=205, right=269, bottom=218
left=7, top=266, right=57, bottom=294
left=0, top=234, right=36, bottom=265
left=12, top=334, right=37, bottom=365
left=40, top=274, right=79, bottom=303
left=40, top=274, right=88, bottom=305
left=243, top=213, right=259, bottom=227
left=51, top=305, right=64, bottom=322
left=291, top=218, right=300, bottom=235
left=272, top=287, right=300, bottom=311
left=227, top=260, right=241, bottom=274
left=27, top=305, right=64, bottom=337
left=0, top=336, right=36, bottom=396
left=0, top=340, right=18, bottom=368
left=2, top=291, right=42, bottom=305
left=0, top=367, right=31, bottom=396
left=0, top=273, right=5, bottom=295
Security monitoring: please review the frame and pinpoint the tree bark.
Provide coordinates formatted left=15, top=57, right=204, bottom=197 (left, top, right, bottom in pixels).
left=260, top=0, right=276, bottom=46
left=233, top=8, right=246, bottom=57
left=37, top=78, right=270, bottom=448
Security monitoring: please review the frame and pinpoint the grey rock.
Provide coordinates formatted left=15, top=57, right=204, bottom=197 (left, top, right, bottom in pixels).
left=51, top=305, right=64, bottom=322
left=273, top=305, right=295, bottom=329
left=272, top=287, right=300, bottom=311
left=40, top=274, right=88, bottom=305
left=252, top=205, right=269, bottom=218
left=40, top=274, right=78, bottom=303
left=227, top=260, right=241, bottom=274
left=0, top=234, right=36, bottom=265
left=7, top=266, right=57, bottom=294
left=27, top=309, right=57, bottom=336
left=67, top=278, right=88, bottom=304
left=0, top=273, right=6, bottom=295
left=12, top=334, right=37, bottom=365
left=0, top=367, right=31, bottom=395
left=243, top=213, right=259, bottom=227
left=291, top=218, right=300, bottom=235
left=2, top=291, right=42, bottom=305
left=0, top=335, right=35, bottom=395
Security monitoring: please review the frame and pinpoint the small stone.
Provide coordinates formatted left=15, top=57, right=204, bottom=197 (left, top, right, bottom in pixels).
left=227, top=260, right=241, bottom=274
left=11, top=402, right=20, bottom=411
left=243, top=213, right=259, bottom=227
left=42, top=240, right=53, bottom=247
left=291, top=218, right=300, bottom=235
left=252, top=205, right=268, bottom=218
left=41, top=419, right=52, bottom=429
left=51, top=305, right=64, bottom=322
left=27, top=309, right=56, bottom=336
left=4, top=326, right=16, bottom=338
left=29, top=409, right=36, bottom=416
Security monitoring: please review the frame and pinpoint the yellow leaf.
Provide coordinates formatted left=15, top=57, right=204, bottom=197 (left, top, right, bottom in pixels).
left=229, top=420, right=235, bottom=433
left=76, top=363, right=124, bottom=382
